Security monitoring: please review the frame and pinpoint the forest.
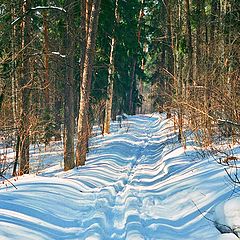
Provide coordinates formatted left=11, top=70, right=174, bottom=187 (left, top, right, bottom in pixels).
left=0, top=0, right=240, bottom=239
left=0, top=0, right=239, bottom=172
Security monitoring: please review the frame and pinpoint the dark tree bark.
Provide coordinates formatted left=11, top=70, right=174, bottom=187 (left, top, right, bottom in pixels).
left=0, top=85, right=6, bottom=112
left=184, top=0, right=193, bottom=87
left=43, top=10, right=52, bottom=144
left=63, top=0, right=76, bottom=171
left=19, top=0, right=32, bottom=175
left=195, top=0, right=205, bottom=82
left=165, top=0, right=174, bottom=75
left=12, top=135, right=20, bottom=176
left=103, top=0, right=119, bottom=135
left=54, top=93, right=62, bottom=141
left=129, top=0, right=145, bottom=115
left=129, top=58, right=137, bottom=115
left=164, top=0, right=175, bottom=119
left=43, top=11, right=50, bottom=108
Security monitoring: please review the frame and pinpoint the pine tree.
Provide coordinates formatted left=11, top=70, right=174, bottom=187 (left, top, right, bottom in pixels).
left=76, top=0, right=101, bottom=166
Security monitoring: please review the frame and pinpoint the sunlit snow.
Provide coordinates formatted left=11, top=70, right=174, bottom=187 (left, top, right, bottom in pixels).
left=0, top=114, right=239, bottom=239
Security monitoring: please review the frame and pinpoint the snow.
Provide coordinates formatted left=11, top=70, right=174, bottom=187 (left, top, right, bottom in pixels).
left=31, top=6, right=66, bottom=13
left=11, top=6, right=66, bottom=25
left=218, top=233, right=239, bottom=240
left=51, top=52, right=66, bottom=58
left=214, top=197, right=240, bottom=237
left=0, top=114, right=240, bottom=239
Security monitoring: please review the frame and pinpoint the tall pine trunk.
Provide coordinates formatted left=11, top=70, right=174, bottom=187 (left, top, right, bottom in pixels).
left=129, top=0, right=145, bottom=115
left=103, top=36, right=115, bottom=134
left=103, top=0, right=119, bottom=135
left=129, top=58, right=137, bottom=115
left=76, top=0, right=101, bottom=166
left=43, top=10, right=51, bottom=144
left=165, top=0, right=174, bottom=119
left=195, top=0, right=204, bottom=83
left=11, top=1, right=18, bottom=129
left=19, top=0, right=31, bottom=175
left=175, top=1, right=184, bottom=143
left=63, top=0, right=76, bottom=171
left=184, top=0, right=193, bottom=94
left=184, top=0, right=193, bottom=69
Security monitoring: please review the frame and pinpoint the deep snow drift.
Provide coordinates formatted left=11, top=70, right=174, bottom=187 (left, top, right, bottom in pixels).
left=0, top=114, right=239, bottom=240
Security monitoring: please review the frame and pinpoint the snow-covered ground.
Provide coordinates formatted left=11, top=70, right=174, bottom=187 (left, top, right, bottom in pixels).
left=0, top=114, right=239, bottom=239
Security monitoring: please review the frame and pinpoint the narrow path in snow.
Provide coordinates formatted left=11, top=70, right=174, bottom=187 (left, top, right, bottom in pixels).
left=75, top=115, right=193, bottom=239
left=107, top=116, right=169, bottom=239
left=108, top=117, right=155, bottom=236
left=0, top=114, right=232, bottom=240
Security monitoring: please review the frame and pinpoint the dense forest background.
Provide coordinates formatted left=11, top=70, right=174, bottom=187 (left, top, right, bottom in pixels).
left=0, top=0, right=239, bottom=174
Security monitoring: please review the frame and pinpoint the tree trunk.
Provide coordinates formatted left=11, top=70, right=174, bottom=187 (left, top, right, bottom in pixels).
left=63, top=1, right=76, bottom=171
left=12, top=135, right=20, bottom=176
left=175, top=1, right=184, bottom=143
left=77, top=0, right=93, bottom=123
left=0, top=85, right=6, bottom=112
left=86, top=0, right=93, bottom=37
left=204, top=0, right=219, bottom=144
left=129, top=0, right=145, bottom=115
left=103, top=37, right=116, bottom=134
left=165, top=0, right=174, bottom=76
left=184, top=0, right=193, bottom=89
left=129, top=58, right=137, bottom=115
left=195, top=0, right=204, bottom=82
left=103, top=0, right=119, bottom=134
left=43, top=10, right=51, bottom=144
left=54, top=93, right=62, bottom=141
left=76, top=0, right=101, bottom=166
left=165, top=0, right=174, bottom=118
left=43, top=11, right=50, bottom=108
left=19, top=0, right=31, bottom=175
left=11, top=1, right=18, bottom=129
left=11, top=1, right=19, bottom=176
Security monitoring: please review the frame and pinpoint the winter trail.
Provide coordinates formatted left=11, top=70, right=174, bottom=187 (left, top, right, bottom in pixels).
left=0, top=114, right=232, bottom=240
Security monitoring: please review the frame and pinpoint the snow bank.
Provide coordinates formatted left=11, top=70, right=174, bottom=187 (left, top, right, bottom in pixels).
left=214, top=197, right=240, bottom=238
